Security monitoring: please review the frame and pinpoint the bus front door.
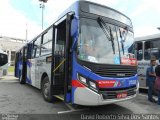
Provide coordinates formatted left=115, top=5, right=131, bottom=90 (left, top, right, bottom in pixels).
left=15, top=52, right=19, bottom=77
left=51, top=14, right=72, bottom=103
left=20, top=46, right=27, bottom=84
left=26, top=43, right=33, bottom=84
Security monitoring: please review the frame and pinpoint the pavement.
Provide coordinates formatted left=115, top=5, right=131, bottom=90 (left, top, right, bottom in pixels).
left=0, top=72, right=16, bottom=81
left=0, top=74, right=160, bottom=120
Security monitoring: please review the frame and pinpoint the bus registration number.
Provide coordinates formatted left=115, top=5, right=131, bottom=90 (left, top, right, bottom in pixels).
left=117, top=92, right=127, bottom=99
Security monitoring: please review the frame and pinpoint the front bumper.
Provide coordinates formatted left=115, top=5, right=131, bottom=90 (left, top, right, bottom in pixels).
left=74, top=82, right=139, bottom=106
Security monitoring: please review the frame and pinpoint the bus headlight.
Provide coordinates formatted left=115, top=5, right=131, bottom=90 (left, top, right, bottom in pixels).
left=89, top=81, right=96, bottom=89
left=79, top=76, right=87, bottom=84
left=78, top=74, right=97, bottom=91
left=89, top=81, right=98, bottom=91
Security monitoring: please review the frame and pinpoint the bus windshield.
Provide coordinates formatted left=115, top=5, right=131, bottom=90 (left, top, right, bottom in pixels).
left=77, top=18, right=134, bottom=64
left=78, top=18, right=120, bottom=64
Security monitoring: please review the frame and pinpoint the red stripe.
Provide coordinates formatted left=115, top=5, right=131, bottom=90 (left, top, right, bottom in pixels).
left=97, top=80, right=116, bottom=88
left=72, top=80, right=85, bottom=88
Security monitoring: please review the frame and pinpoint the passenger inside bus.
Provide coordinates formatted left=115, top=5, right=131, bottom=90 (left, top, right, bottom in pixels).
left=83, top=42, right=98, bottom=63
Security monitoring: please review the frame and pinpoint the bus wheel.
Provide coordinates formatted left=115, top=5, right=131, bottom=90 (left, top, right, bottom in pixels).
left=42, top=76, right=54, bottom=102
left=19, top=74, right=25, bottom=84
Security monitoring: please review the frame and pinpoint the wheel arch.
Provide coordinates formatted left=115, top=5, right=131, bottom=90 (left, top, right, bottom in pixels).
left=41, top=72, right=49, bottom=89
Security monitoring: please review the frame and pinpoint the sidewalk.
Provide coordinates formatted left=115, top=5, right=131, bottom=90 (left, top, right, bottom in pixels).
left=0, top=72, right=18, bottom=80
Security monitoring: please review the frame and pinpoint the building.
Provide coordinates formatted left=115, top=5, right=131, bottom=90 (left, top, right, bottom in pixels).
left=0, top=36, right=26, bottom=66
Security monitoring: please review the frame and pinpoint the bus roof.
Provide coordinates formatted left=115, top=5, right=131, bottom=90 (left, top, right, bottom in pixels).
left=135, top=33, right=160, bottom=42
left=58, top=0, right=131, bottom=22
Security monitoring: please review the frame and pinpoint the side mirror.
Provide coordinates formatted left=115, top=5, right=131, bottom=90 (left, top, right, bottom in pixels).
left=71, top=17, right=79, bottom=51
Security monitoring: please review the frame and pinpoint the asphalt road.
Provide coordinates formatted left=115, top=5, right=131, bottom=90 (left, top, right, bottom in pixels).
left=0, top=76, right=160, bottom=120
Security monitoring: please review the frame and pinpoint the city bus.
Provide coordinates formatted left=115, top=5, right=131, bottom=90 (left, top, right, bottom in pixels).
left=0, top=50, right=8, bottom=78
left=15, top=0, right=139, bottom=106
left=134, top=34, right=160, bottom=89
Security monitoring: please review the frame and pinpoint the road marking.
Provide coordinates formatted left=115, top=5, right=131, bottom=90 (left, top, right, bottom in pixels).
left=65, top=103, right=75, bottom=110
left=0, top=80, right=19, bottom=83
left=54, top=95, right=90, bottom=114
left=58, top=103, right=89, bottom=114
left=58, top=108, right=89, bottom=114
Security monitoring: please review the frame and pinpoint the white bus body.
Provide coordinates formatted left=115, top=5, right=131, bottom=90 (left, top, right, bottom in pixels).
left=0, top=50, right=8, bottom=78
left=135, top=34, right=160, bottom=89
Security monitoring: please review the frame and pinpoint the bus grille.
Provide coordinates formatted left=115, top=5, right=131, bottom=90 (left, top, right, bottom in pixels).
left=78, top=60, right=137, bottom=78
left=100, top=86, right=137, bottom=99
left=93, top=65, right=137, bottom=78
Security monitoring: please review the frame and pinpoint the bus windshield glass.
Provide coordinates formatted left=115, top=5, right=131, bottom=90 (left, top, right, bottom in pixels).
left=0, top=53, right=8, bottom=66
left=78, top=18, right=120, bottom=64
left=117, top=28, right=134, bottom=57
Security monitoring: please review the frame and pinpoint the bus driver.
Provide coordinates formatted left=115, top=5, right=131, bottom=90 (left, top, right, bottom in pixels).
left=83, top=41, right=98, bottom=63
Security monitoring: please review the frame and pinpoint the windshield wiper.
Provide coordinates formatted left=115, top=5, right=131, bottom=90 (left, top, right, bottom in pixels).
left=97, top=17, right=115, bottom=54
left=119, top=29, right=125, bottom=55
left=119, top=27, right=128, bottom=55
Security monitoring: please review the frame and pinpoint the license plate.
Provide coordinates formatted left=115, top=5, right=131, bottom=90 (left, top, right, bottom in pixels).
left=117, top=92, right=127, bottom=99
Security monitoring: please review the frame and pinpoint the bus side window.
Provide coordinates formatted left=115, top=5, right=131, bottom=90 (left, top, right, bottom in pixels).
left=144, top=41, right=151, bottom=60
left=32, top=43, right=35, bottom=58
left=41, top=27, right=53, bottom=56
left=151, top=40, right=160, bottom=60
left=33, top=37, right=41, bottom=58
left=136, top=42, right=143, bottom=60
left=27, top=42, right=33, bottom=59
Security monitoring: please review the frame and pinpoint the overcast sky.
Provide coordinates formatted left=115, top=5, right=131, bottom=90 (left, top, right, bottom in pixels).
left=0, top=0, right=160, bottom=40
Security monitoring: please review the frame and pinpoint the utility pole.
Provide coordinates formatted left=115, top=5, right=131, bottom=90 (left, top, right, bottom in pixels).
left=25, top=23, right=28, bottom=43
left=40, top=2, right=45, bottom=30
left=39, top=0, right=48, bottom=30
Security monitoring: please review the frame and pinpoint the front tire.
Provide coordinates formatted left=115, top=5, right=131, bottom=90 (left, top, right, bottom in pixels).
left=41, top=76, right=54, bottom=102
